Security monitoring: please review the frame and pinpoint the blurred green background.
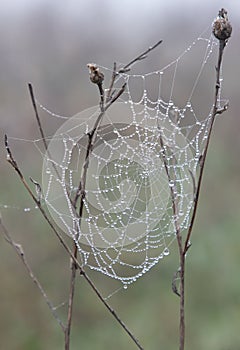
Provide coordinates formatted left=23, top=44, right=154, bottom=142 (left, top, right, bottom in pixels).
left=0, top=1, right=240, bottom=349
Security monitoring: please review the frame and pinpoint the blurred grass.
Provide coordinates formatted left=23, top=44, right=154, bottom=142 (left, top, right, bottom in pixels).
left=1, top=158, right=240, bottom=350
left=1, top=1, right=240, bottom=349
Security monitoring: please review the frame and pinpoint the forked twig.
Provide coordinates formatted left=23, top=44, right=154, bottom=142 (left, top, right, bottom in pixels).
left=183, top=11, right=231, bottom=255
left=158, top=131, right=185, bottom=347
left=119, top=40, right=163, bottom=73
left=67, top=40, right=163, bottom=349
left=28, top=83, right=63, bottom=184
left=0, top=217, right=65, bottom=331
left=28, top=83, right=78, bottom=349
left=65, top=243, right=78, bottom=350
left=176, top=9, right=231, bottom=350
left=5, top=38, right=162, bottom=350
left=106, top=62, right=117, bottom=103
left=106, top=40, right=162, bottom=103
left=4, top=134, right=143, bottom=350
left=157, top=10, right=231, bottom=350
left=28, top=83, right=48, bottom=152
left=74, top=39, right=162, bottom=209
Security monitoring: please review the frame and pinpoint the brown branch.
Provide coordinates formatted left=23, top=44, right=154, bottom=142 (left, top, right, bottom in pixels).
left=106, top=40, right=162, bottom=104
left=73, top=82, right=126, bottom=210
left=65, top=243, right=78, bottom=350
left=0, top=217, right=65, bottom=332
left=28, top=83, right=48, bottom=152
left=183, top=37, right=229, bottom=256
left=28, top=83, right=64, bottom=185
left=119, top=39, right=163, bottom=73
left=158, top=12, right=231, bottom=348
left=6, top=39, right=163, bottom=349
left=175, top=9, right=231, bottom=350
left=60, top=40, right=164, bottom=347
left=158, top=131, right=185, bottom=348
left=4, top=135, right=143, bottom=350
left=66, top=41, right=163, bottom=347
left=74, top=40, right=163, bottom=209
left=28, top=83, right=79, bottom=349
left=106, top=62, right=117, bottom=103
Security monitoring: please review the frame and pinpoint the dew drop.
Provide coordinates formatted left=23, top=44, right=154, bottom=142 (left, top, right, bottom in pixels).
left=163, top=247, right=170, bottom=256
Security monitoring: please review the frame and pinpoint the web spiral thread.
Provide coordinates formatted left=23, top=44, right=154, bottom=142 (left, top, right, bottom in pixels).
left=41, top=33, right=220, bottom=286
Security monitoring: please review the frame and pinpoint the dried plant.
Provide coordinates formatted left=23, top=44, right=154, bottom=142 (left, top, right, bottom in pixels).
left=0, top=8, right=232, bottom=350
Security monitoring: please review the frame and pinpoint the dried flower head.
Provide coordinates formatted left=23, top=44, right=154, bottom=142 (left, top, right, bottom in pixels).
left=212, top=8, right=232, bottom=41
left=87, top=63, right=104, bottom=85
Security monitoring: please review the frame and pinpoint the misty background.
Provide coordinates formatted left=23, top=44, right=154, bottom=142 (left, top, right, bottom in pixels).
left=0, top=1, right=240, bottom=349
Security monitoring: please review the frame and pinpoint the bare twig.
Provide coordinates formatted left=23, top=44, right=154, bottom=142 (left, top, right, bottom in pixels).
left=65, top=243, right=78, bottom=350
left=106, top=40, right=162, bottom=104
left=175, top=9, right=231, bottom=350
left=158, top=131, right=185, bottom=348
left=0, top=217, right=65, bottom=331
left=158, top=10, right=231, bottom=350
left=4, top=135, right=143, bottom=350
left=28, top=83, right=79, bottom=349
left=106, top=62, right=117, bottom=103
left=28, top=83, right=48, bottom=152
left=183, top=11, right=231, bottom=256
left=28, top=83, right=64, bottom=184
left=74, top=40, right=162, bottom=209
left=119, top=40, right=163, bottom=73
left=66, top=40, right=163, bottom=348
left=5, top=39, right=163, bottom=350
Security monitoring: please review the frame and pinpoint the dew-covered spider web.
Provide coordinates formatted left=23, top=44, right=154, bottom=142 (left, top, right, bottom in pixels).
left=4, top=29, right=226, bottom=287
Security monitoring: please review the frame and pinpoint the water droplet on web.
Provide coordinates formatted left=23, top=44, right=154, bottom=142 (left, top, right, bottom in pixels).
left=38, top=33, right=216, bottom=286
left=163, top=247, right=170, bottom=256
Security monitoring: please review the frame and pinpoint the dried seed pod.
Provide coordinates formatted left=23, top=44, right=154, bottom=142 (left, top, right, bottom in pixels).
left=87, top=63, right=104, bottom=85
left=212, top=8, right=232, bottom=41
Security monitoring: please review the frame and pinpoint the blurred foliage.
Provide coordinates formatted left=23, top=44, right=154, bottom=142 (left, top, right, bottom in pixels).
left=0, top=1, right=240, bottom=349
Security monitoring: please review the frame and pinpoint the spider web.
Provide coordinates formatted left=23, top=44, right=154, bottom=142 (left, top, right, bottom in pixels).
left=6, top=29, right=224, bottom=287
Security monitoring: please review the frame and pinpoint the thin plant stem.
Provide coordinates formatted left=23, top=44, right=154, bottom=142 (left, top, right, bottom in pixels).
left=22, top=40, right=162, bottom=349
left=5, top=39, right=163, bottom=350
left=158, top=131, right=185, bottom=348
left=65, top=243, right=78, bottom=350
left=0, top=218, right=65, bottom=331
left=28, top=83, right=78, bottom=350
left=183, top=39, right=228, bottom=255
left=178, top=35, right=229, bottom=350
left=4, top=133, right=144, bottom=350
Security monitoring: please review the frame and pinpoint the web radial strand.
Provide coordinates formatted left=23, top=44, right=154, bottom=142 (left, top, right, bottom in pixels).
left=41, top=32, right=220, bottom=285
